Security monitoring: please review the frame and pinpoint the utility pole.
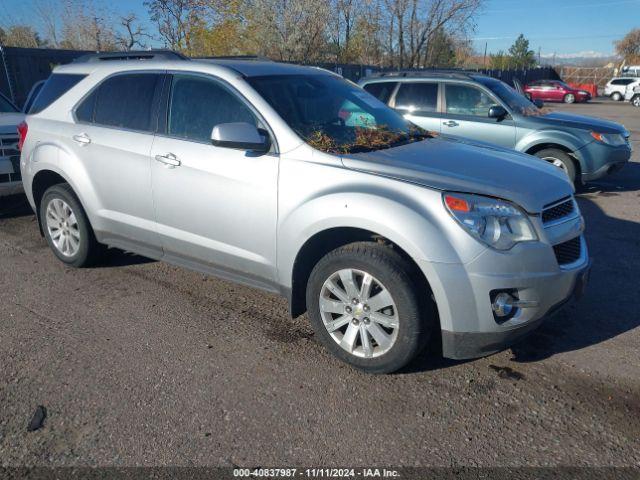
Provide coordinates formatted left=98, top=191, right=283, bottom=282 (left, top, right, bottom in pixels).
left=483, top=42, right=487, bottom=68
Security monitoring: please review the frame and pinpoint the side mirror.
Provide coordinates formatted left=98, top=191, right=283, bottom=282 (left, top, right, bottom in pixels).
left=488, top=105, right=507, bottom=119
left=211, top=122, right=270, bottom=153
left=533, top=99, right=544, bottom=109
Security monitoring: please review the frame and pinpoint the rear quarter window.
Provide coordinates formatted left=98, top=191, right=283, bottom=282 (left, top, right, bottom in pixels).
left=29, top=74, right=86, bottom=114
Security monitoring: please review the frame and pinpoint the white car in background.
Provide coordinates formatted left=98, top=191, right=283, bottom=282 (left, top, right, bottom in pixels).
left=604, top=77, right=639, bottom=101
left=0, top=91, right=24, bottom=197
left=625, top=84, right=640, bottom=107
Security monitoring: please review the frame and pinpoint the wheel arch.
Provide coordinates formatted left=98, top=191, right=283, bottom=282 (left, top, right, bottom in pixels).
left=524, top=142, right=582, bottom=177
left=287, top=227, right=438, bottom=329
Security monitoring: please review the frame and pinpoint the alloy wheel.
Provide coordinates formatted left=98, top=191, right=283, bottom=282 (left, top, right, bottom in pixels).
left=319, top=268, right=399, bottom=358
left=612, top=92, right=622, bottom=101
left=634, top=96, right=640, bottom=107
left=542, top=156, right=569, bottom=174
left=45, top=198, right=81, bottom=257
left=565, top=94, right=575, bottom=103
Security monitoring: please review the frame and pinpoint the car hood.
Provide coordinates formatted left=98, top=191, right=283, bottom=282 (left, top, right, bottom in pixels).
left=524, top=111, right=627, bottom=134
left=341, top=137, right=573, bottom=213
left=0, top=113, right=24, bottom=135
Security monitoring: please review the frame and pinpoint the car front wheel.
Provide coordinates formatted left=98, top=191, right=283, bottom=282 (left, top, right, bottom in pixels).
left=564, top=93, right=575, bottom=104
left=535, top=148, right=578, bottom=185
left=306, top=242, right=431, bottom=374
left=40, top=183, right=103, bottom=267
left=633, top=95, right=640, bottom=107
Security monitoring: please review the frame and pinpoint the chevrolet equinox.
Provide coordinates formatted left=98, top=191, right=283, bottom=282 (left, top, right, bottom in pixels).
left=19, top=52, right=590, bottom=373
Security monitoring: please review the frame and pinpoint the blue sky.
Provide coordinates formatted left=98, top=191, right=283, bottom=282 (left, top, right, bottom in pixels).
left=1, top=0, right=638, bottom=57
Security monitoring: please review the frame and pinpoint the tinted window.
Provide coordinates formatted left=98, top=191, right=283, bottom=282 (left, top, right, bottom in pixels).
left=394, top=83, right=438, bottom=113
left=168, top=74, right=257, bottom=143
left=363, top=82, right=397, bottom=103
left=612, top=79, right=634, bottom=85
left=90, top=74, right=161, bottom=131
left=445, top=84, right=497, bottom=117
left=75, top=91, right=97, bottom=123
left=0, top=93, right=17, bottom=113
left=23, top=81, right=45, bottom=113
left=30, top=74, right=86, bottom=114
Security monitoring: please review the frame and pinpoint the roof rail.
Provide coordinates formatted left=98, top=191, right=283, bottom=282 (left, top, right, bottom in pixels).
left=367, top=69, right=485, bottom=80
left=73, top=50, right=189, bottom=63
left=197, top=55, right=273, bottom=62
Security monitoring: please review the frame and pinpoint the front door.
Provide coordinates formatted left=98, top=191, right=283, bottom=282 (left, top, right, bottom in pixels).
left=150, top=73, right=279, bottom=287
left=440, top=83, right=515, bottom=148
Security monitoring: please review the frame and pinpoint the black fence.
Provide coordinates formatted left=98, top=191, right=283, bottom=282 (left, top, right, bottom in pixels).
left=0, top=46, right=91, bottom=108
left=0, top=46, right=563, bottom=109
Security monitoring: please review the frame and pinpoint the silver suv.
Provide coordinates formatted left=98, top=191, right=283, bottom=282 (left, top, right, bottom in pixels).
left=20, top=54, right=590, bottom=373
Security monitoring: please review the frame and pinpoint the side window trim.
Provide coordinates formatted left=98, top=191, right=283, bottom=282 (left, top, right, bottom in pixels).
left=72, top=70, right=166, bottom=135
left=158, top=71, right=279, bottom=154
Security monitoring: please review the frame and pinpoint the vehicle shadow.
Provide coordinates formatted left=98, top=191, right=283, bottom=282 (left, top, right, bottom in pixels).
left=577, top=161, right=640, bottom=195
left=0, top=194, right=155, bottom=268
left=0, top=194, right=33, bottom=219
left=509, top=192, right=640, bottom=362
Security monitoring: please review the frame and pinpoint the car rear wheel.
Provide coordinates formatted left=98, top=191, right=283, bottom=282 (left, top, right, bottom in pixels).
left=535, top=148, right=578, bottom=184
left=611, top=92, right=622, bottom=101
left=39, top=184, right=103, bottom=268
left=306, top=242, right=431, bottom=374
left=564, top=93, right=575, bottom=104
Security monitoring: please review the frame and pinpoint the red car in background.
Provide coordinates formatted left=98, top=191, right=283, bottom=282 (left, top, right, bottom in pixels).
left=524, top=80, right=591, bottom=104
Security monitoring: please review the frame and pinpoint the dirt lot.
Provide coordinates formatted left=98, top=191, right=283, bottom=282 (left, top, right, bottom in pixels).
left=0, top=99, right=639, bottom=469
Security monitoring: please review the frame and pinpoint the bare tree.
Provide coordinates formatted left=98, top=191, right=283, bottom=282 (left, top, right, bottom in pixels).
left=0, top=25, right=44, bottom=48
left=145, top=0, right=203, bottom=52
left=615, top=28, right=640, bottom=65
left=116, top=14, right=152, bottom=51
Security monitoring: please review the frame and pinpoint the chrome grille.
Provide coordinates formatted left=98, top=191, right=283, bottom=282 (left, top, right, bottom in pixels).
left=542, top=198, right=575, bottom=224
left=553, top=237, right=582, bottom=266
left=0, top=134, right=21, bottom=184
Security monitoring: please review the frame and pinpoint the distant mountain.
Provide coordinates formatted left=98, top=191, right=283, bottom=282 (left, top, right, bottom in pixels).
left=539, top=52, right=620, bottom=67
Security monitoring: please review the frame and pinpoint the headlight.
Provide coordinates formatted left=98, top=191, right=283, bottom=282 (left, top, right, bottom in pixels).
left=443, top=192, right=538, bottom=251
left=591, top=131, right=627, bottom=146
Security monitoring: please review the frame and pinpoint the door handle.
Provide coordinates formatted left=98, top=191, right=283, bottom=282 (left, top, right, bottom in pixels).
left=72, top=133, right=91, bottom=145
left=442, top=121, right=459, bottom=127
left=155, top=153, right=181, bottom=167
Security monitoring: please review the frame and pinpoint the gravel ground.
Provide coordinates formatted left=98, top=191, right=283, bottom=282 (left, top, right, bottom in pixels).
left=0, top=99, right=639, bottom=469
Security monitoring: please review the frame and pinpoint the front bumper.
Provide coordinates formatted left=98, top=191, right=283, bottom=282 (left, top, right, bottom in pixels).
left=418, top=209, right=589, bottom=360
left=441, top=260, right=590, bottom=359
left=577, top=140, right=632, bottom=182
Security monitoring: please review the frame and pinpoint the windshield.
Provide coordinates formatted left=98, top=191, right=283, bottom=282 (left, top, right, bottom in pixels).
left=0, top=93, right=18, bottom=113
left=248, top=74, right=434, bottom=154
left=477, top=77, right=542, bottom=116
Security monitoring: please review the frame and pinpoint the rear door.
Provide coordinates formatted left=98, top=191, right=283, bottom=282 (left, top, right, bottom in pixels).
left=440, top=82, right=515, bottom=148
left=390, top=81, right=441, bottom=132
left=70, top=72, right=163, bottom=256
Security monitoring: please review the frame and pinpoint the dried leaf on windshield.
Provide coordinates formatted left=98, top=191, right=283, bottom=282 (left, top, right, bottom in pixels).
left=306, top=126, right=437, bottom=154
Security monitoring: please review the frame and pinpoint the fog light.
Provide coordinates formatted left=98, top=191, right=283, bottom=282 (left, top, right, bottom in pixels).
left=492, top=292, right=515, bottom=318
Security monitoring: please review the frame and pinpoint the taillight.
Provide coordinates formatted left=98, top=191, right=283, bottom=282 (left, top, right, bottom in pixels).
left=17, top=121, right=28, bottom=151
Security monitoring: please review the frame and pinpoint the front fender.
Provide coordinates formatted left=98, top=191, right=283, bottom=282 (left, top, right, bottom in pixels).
left=516, top=129, right=587, bottom=161
left=276, top=183, right=485, bottom=290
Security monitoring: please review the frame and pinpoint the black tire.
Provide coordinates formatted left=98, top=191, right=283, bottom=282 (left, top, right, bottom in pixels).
left=306, top=242, right=431, bottom=374
left=534, top=148, right=578, bottom=185
left=611, top=92, right=622, bottom=102
left=39, top=183, right=103, bottom=268
left=563, top=93, right=575, bottom=104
